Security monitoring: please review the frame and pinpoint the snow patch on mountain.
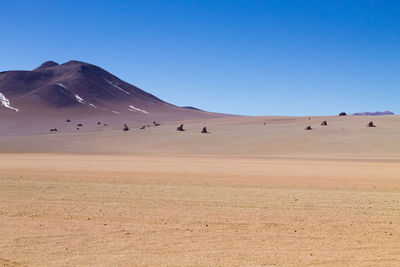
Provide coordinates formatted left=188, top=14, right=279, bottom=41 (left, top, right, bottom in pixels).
left=0, top=92, right=19, bottom=112
left=129, top=105, right=149, bottom=114
left=104, top=78, right=130, bottom=95
left=75, top=94, right=85, bottom=104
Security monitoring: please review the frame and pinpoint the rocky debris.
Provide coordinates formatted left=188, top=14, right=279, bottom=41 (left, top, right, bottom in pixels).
left=320, top=121, right=328, bottom=126
left=49, top=128, right=58, bottom=132
left=140, top=125, right=146, bottom=130
left=339, top=112, right=347, bottom=116
left=77, top=123, right=83, bottom=127
left=305, top=126, right=312, bottom=130
left=97, top=122, right=101, bottom=125
left=177, top=124, right=185, bottom=131
left=153, top=121, right=160, bottom=126
left=201, top=127, right=208, bottom=134
left=367, top=121, right=376, bottom=127
left=66, top=119, right=71, bottom=123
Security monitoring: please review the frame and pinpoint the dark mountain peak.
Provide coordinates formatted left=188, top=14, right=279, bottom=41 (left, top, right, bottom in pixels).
left=34, top=61, right=59, bottom=71
left=62, top=60, right=90, bottom=66
left=60, top=60, right=106, bottom=75
left=0, top=59, right=165, bottom=112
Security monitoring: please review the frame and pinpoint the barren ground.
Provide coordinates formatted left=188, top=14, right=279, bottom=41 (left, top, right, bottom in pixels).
left=1, top=153, right=399, bottom=266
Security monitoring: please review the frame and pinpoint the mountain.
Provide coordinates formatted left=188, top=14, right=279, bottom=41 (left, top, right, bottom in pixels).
left=0, top=60, right=228, bottom=135
left=0, top=61, right=226, bottom=117
left=353, top=111, right=394, bottom=116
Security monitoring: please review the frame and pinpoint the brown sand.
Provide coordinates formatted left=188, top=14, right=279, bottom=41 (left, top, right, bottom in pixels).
left=1, top=153, right=400, bottom=266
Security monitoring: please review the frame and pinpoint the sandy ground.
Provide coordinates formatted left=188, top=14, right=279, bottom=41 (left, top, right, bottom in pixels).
left=1, top=153, right=400, bottom=266
left=1, top=115, right=399, bottom=265
left=0, top=115, right=399, bottom=159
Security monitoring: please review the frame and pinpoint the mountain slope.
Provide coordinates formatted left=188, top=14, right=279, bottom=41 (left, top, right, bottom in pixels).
left=0, top=60, right=229, bottom=135
left=1, top=60, right=169, bottom=113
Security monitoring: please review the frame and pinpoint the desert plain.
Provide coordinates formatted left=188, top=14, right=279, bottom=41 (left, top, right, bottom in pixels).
left=1, top=114, right=400, bottom=266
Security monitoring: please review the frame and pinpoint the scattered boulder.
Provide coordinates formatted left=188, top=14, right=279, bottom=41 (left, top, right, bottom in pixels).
left=201, top=127, right=208, bottom=134
left=97, top=122, right=101, bottom=125
left=76, top=128, right=80, bottom=130
left=123, top=124, right=130, bottom=131
left=104, top=123, right=107, bottom=126
left=77, top=123, right=83, bottom=127
left=50, top=128, right=58, bottom=132
left=140, top=125, right=146, bottom=130
left=177, top=124, right=185, bottom=131
left=66, top=119, right=71, bottom=123
left=320, top=121, right=328, bottom=126
left=153, top=121, right=160, bottom=126
left=305, top=126, right=312, bottom=130
left=339, top=112, right=347, bottom=116
left=367, top=121, right=376, bottom=127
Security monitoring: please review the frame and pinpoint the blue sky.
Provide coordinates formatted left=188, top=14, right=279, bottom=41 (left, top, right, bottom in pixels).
left=1, top=0, right=399, bottom=115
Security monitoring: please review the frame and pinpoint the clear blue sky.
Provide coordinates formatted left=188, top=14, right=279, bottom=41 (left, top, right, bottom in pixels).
left=1, top=0, right=399, bottom=115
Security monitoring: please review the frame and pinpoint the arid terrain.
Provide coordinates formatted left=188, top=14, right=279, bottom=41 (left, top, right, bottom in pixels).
left=0, top=114, right=399, bottom=158
left=0, top=114, right=400, bottom=266
left=1, top=59, right=400, bottom=267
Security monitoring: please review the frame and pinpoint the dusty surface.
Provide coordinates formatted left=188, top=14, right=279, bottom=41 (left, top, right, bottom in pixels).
left=1, top=115, right=399, bottom=159
left=1, top=154, right=400, bottom=266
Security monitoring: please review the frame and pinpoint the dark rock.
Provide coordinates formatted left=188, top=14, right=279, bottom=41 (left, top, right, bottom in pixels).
left=177, top=124, right=185, bottom=131
left=339, top=112, right=347, bottom=116
left=320, top=121, right=328, bottom=126
left=305, top=126, right=312, bottom=130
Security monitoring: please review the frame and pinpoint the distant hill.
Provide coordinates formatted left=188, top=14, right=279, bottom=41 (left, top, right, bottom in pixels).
left=353, top=111, right=394, bottom=116
left=181, top=106, right=203, bottom=111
